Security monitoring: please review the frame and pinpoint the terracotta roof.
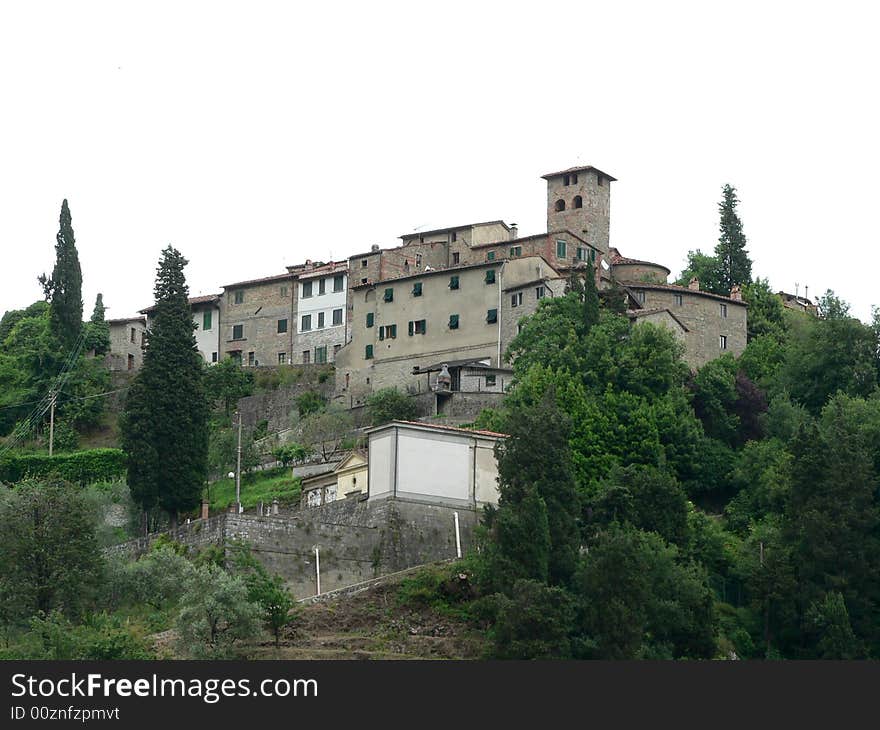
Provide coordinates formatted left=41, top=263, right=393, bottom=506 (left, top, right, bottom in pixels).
left=350, top=257, right=549, bottom=290
left=222, top=272, right=294, bottom=289
left=399, top=220, right=511, bottom=240
left=468, top=228, right=597, bottom=250
left=610, top=255, right=671, bottom=273
left=139, top=294, right=220, bottom=314
left=623, top=281, right=748, bottom=305
left=541, top=165, right=617, bottom=182
left=382, top=419, right=509, bottom=439
left=296, top=260, right=349, bottom=281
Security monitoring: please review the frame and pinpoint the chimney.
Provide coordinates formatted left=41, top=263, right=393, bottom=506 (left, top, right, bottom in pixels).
left=688, top=277, right=700, bottom=291
left=509, top=223, right=518, bottom=240
left=371, top=244, right=380, bottom=253
left=730, top=284, right=742, bottom=301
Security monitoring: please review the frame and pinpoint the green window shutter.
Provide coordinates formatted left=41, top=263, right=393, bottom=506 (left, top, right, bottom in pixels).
left=379, top=326, right=385, bottom=341
left=366, top=312, right=374, bottom=328
left=449, top=276, right=459, bottom=290
left=449, top=314, right=459, bottom=330
left=413, top=282, right=422, bottom=296
left=590, top=248, right=596, bottom=262
left=384, top=288, right=394, bottom=302
left=365, top=345, right=373, bottom=359
left=389, top=324, right=397, bottom=338
left=556, top=240, right=567, bottom=258
left=408, top=321, right=414, bottom=336
left=487, top=308, right=498, bottom=323
left=487, top=251, right=495, bottom=261
left=485, top=269, right=496, bottom=284
left=203, top=311, right=212, bottom=330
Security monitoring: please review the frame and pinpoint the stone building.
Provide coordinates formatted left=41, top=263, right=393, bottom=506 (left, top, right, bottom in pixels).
left=106, top=317, right=146, bottom=371
left=543, top=165, right=614, bottom=254
left=334, top=255, right=565, bottom=400
left=607, top=249, right=748, bottom=367
left=140, top=294, right=221, bottom=364
left=219, top=272, right=297, bottom=367
left=293, top=260, right=349, bottom=365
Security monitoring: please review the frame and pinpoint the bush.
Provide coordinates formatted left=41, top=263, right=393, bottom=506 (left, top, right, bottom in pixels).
left=0, top=448, right=126, bottom=485
left=491, top=579, right=576, bottom=659
left=366, top=388, right=418, bottom=426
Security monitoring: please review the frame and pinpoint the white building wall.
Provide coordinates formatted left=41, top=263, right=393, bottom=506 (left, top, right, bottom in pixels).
left=194, top=306, right=221, bottom=363
left=395, top=430, right=471, bottom=504
left=297, top=273, right=347, bottom=336
left=368, top=431, right=394, bottom=499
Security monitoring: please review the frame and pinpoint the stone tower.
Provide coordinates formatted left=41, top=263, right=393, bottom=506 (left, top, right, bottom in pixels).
left=542, top=165, right=614, bottom=254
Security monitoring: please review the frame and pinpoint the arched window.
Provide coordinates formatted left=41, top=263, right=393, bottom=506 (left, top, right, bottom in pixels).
left=573, top=195, right=583, bottom=209
left=555, top=199, right=566, bottom=212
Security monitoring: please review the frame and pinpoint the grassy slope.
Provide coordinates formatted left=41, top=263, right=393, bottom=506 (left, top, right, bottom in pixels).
left=206, top=468, right=302, bottom=511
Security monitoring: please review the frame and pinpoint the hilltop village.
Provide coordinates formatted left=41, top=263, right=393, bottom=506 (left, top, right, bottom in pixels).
left=107, top=165, right=750, bottom=402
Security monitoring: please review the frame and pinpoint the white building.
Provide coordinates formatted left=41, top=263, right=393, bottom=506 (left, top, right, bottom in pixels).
left=366, top=420, right=506, bottom=508
left=294, top=261, right=348, bottom=364
left=140, top=293, right=222, bottom=364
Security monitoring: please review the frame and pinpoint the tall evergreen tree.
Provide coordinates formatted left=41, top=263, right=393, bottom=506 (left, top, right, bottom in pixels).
left=714, top=184, right=752, bottom=294
left=83, top=293, right=110, bottom=356
left=120, top=246, right=208, bottom=529
left=38, top=199, right=83, bottom=351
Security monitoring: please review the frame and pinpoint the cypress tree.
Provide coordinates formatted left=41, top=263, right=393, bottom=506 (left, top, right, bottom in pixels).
left=38, top=199, right=83, bottom=351
left=121, top=246, right=208, bottom=529
left=84, top=293, right=110, bottom=356
left=714, top=184, right=752, bottom=294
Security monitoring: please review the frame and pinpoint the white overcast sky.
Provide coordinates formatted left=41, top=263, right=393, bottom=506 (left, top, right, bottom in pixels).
left=1, top=1, right=878, bottom=322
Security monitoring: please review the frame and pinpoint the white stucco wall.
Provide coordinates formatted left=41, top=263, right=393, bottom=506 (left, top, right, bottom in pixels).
left=194, top=305, right=221, bottom=363
left=395, top=430, right=471, bottom=504
left=368, top=431, right=394, bottom=499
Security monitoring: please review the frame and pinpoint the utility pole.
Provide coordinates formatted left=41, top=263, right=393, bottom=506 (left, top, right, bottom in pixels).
left=48, top=390, right=57, bottom=457
left=235, top=410, right=242, bottom=514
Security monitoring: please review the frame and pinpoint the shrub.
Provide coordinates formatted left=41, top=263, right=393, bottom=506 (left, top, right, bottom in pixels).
left=0, top=448, right=126, bottom=485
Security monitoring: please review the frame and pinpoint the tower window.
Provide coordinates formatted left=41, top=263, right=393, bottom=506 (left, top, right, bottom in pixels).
left=720, top=303, right=728, bottom=318
left=555, top=199, right=566, bottom=212
left=720, top=335, right=728, bottom=350
left=563, top=174, right=570, bottom=186
left=573, top=195, right=583, bottom=209
left=597, top=174, right=604, bottom=186
left=571, top=173, right=578, bottom=184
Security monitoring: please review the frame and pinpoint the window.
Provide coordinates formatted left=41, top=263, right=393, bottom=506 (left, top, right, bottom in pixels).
left=485, top=269, right=496, bottom=284
left=332, top=308, right=343, bottom=326
left=451, top=232, right=457, bottom=242
left=301, top=314, right=312, bottom=331
left=231, top=351, right=242, bottom=365
left=317, top=312, right=325, bottom=328
left=127, top=353, right=134, bottom=370
left=361, top=278, right=367, bottom=284
left=277, top=318, right=288, bottom=334
left=366, top=312, right=374, bottom=328
left=361, top=259, right=368, bottom=268
left=577, top=247, right=586, bottom=261
left=384, top=288, right=394, bottom=302
left=315, top=346, right=327, bottom=364
left=555, top=199, right=566, bottom=212
left=203, top=311, right=212, bottom=330
left=452, top=252, right=460, bottom=265
left=636, top=291, right=646, bottom=304
left=556, top=239, right=567, bottom=259
left=590, top=249, right=597, bottom=262
left=720, top=335, right=728, bottom=350
left=232, top=324, right=244, bottom=340
left=536, top=286, right=546, bottom=299
left=211, top=352, right=218, bottom=363
left=597, top=174, right=604, bottom=186
left=416, top=254, right=422, bottom=267
left=333, top=275, right=344, bottom=292
left=280, top=285, right=288, bottom=297
left=130, top=327, right=136, bottom=343
left=303, top=350, right=310, bottom=364
left=449, top=276, right=459, bottom=290
left=720, top=303, right=728, bottom=318
left=408, top=319, right=427, bottom=335
left=413, top=282, right=423, bottom=297
left=674, top=293, right=683, bottom=306
left=486, top=374, right=496, bottom=387
left=379, top=324, right=397, bottom=340
left=302, top=281, right=313, bottom=298
left=487, top=251, right=495, bottom=261
left=563, top=174, right=570, bottom=186
left=573, top=195, right=583, bottom=209
left=449, top=314, right=459, bottom=330
left=318, top=278, right=326, bottom=295
left=486, top=308, right=498, bottom=323
left=248, top=351, right=255, bottom=366
left=511, top=292, right=523, bottom=307
left=234, top=290, right=244, bottom=304
left=510, top=246, right=522, bottom=257
left=365, top=345, right=373, bottom=360
left=571, top=173, right=578, bottom=184
left=278, top=352, right=286, bottom=364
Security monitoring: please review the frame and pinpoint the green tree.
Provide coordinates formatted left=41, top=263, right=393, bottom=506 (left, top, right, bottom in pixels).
left=38, top=199, right=83, bottom=351
left=0, top=480, right=102, bottom=624
left=490, top=579, right=576, bottom=659
left=714, top=184, right=752, bottom=294
left=120, top=246, right=209, bottom=528
left=232, top=545, right=296, bottom=648
left=175, top=563, right=261, bottom=658
left=83, top=293, right=110, bottom=356
left=298, top=406, right=354, bottom=462
left=742, top=278, right=786, bottom=342
left=296, top=390, right=326, bottom=418
left=203, top=357, right=254, bottom=416
left=676, top=250, right=723, bottom=295
left=806, top=592, right=864, bottom=659
left=365, top=387, right=418, bottom=426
